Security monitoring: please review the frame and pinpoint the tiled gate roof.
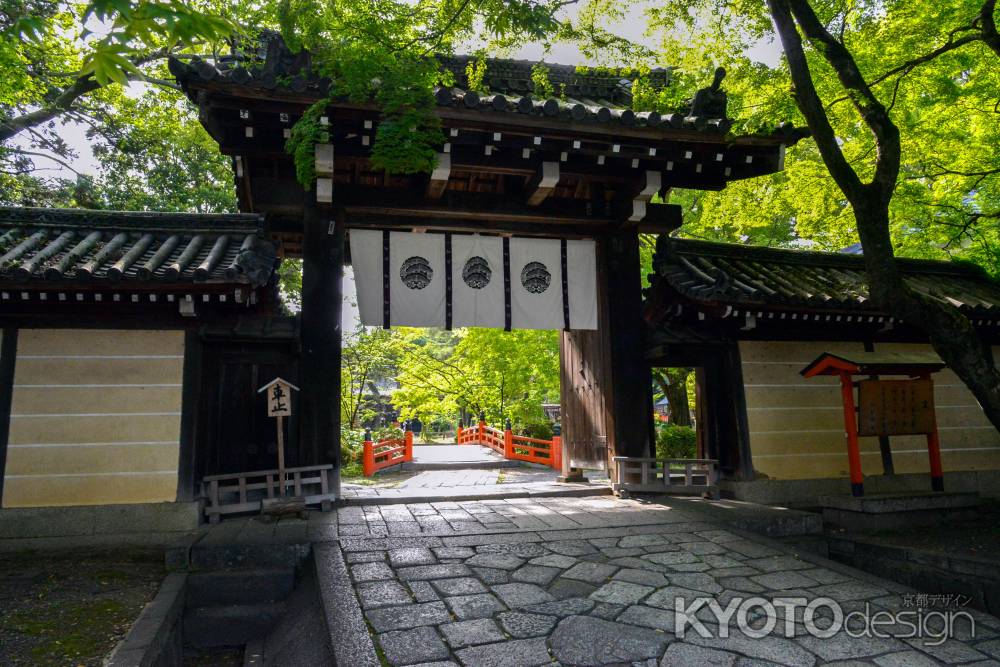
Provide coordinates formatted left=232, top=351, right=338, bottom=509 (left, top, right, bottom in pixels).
left=650, top=237, right=1000, bottom=320
left=0, top=207, right=277, bottom=288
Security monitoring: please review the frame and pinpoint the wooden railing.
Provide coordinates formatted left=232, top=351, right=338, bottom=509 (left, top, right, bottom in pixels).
left=456, top=423, right=480, bottom=445
left=611, top=456, right=719, bottom=498
left=480, top=425, right=506, bottom=455
left=202, top=464, right=336, bottom=523
left=508, top=433, right=562, bottom=469
left=363, top=430, right=413, bottom=476
left=457, top=418, right=562, bottom=470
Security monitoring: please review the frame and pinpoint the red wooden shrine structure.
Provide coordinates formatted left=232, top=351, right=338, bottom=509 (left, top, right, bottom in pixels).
left=802, top=352, right=948, bottom=497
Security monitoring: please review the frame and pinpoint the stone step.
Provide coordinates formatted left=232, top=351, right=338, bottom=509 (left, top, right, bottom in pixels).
left=186, top=568, right=296, bottom=608
left=651, top=495, right=825, bottom=537
left=262, top=564, right=335, bottom=666
left=183, top=602, right=286, bottom=649
left=187, top=542, right=311, bottom=571
left=399, top=459, right=523, bottom=471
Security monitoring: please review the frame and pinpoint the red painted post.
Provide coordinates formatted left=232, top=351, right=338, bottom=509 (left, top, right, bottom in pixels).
left=927, top=429, right=944, bottom=491
left=504, top=419, right=514, bottom=459
left=478, top=411, right=486, bottom=446
left=457, top=424, right=464, bottom=444
left=404, top=430, right=414, bottom=463
left=839, top=372, right=864, bottom=496
left=919, top=374, right=945, bottom=492
left=363, top=429, right=375, bottom=477
left=551, top=434, right=562, bottom=470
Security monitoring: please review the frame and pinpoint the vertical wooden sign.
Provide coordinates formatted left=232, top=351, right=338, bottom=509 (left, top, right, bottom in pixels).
left=258, top=378, right=299, bottom=497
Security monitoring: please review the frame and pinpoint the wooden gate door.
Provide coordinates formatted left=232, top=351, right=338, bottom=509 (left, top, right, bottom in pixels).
left=197, top=341, right=299, bottom=478
left=560, top=330, right=611, bottom=470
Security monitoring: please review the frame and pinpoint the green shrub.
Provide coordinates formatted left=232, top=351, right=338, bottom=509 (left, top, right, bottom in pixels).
left=655, top=424, right=697, bottom=459
left=372, top=426, right=403, bottom=442
left=518, top=420, right=554, bottom=440
left=428, top=416, right=453, bottom=432
left=341, top=427, right=366, bottom=477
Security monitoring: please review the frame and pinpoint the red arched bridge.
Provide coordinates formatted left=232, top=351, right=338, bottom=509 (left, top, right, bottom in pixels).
left=363, top=417, right=562, bottom=476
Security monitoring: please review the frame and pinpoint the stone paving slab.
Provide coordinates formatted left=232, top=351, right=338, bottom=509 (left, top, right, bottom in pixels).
left=316, top=495, right=1000, bottom=666
left=340, top=480, right=613, bottom=505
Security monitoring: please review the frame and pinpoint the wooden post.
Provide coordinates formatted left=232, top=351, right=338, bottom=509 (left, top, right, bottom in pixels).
left=560, top=233, right=652, bottom=483
left=478, top=411, right=486, bottom=445
left=276, top=414, right=286, bottom=496
left=300, top=199, right=344, bottom=495
left=927, top=429, right=944, bottom=492
left=457, top=424, right=464, bottom=444
left=924, top=376, right=944, bottom=492
left=504, top=419, right=514, bottom=459
left=259, top=377, right=297, bottom=498
left=603, top=232, right=652, bottom=460
left=550, top=423, right=569, bottom=475
left=863, top=341, right=895, bottom=476
left=363, top=429, right=375, bottom=477
left=404, top=429, right=414, bottom=463
left=551, top=432, right=562, bottom=471
left=839, top=372, right=864, bottom=496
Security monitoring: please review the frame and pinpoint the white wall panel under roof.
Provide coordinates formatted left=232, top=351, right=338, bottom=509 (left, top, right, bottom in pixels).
left=740, top=340, right=1000, bottom=480
left=2, top=329, right=183, bottom=507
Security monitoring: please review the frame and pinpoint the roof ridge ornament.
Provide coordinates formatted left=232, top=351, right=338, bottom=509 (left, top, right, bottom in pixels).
left=688, top=67, right=728, bottom=119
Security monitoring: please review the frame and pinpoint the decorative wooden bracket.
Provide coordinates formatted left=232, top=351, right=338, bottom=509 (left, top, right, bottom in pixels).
left=526, top=161, right=560, bottom=206
left=627, top=170, right=662, bottom=223
left=426, top=153, right=451, bottom=200
left=315, top=143, right=334, bottom=203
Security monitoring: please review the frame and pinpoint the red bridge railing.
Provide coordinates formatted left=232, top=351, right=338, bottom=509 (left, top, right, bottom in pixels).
left=362, top=429, right=413, bottom=476
left=364, top=417, right=563, bottom=476
left=458, top=416, right=562, bottom=470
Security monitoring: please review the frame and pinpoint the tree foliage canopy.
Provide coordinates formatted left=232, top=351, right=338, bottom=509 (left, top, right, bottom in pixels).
left=1, top=0, right=237, bottom=209
left=644, top=0, right=1000, bottom=272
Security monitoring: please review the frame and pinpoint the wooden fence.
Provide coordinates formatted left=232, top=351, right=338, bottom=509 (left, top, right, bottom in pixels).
left=611, top=456, right=718, bottom=498
left=202, top=464, right=336, bottom=522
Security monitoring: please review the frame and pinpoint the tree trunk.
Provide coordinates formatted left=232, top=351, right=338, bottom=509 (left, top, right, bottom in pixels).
left=664, top=377, right=691, bottom=427
left=768, top=0, right=1000, bottom=433
left=854, top=202, right=1000, bottom=432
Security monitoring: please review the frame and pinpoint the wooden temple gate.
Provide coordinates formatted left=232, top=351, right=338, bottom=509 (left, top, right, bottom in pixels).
left=170, top=38, right=796, bottom=494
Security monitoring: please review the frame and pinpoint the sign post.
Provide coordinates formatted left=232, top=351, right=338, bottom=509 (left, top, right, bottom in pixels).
left=801, top=352, right=947, bottom=497
left=258, top=377, right=299, bottom=497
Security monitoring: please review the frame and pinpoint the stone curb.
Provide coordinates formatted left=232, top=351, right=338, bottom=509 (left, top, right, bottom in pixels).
left=313, top=542, right=381, bottom=667
left=104, top=572, right=187, bottom=667
left=340, top=484, right=612, bottom=506
left=650, top=495, right=824, bottom=537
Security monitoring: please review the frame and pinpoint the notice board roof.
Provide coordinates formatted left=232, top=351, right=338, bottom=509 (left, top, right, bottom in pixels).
left=801, top=351, right=947, bottom=378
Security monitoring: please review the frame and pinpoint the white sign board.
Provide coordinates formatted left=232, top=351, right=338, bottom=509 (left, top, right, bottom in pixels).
left=258, top=377, right=299, bottom=417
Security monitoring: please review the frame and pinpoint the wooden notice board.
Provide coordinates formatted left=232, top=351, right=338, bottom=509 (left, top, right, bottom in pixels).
left=858, top=379, right=935, bottom=437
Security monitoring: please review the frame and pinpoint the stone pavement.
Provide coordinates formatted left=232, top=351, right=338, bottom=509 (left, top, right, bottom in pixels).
left=399, top=468, right=535, bottom=489
left=316, top=495, right=1000, bottom=666
left=341, top=468, right=610, bottom=504
left=407, top=444, right=511, bottom=466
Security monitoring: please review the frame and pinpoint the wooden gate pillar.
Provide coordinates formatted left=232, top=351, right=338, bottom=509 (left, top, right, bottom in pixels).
left=560, top=231, right=653, bottom=476
left=603, top=232, right=653, bottom=459
left=299, top=198, right=344, bottom=495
